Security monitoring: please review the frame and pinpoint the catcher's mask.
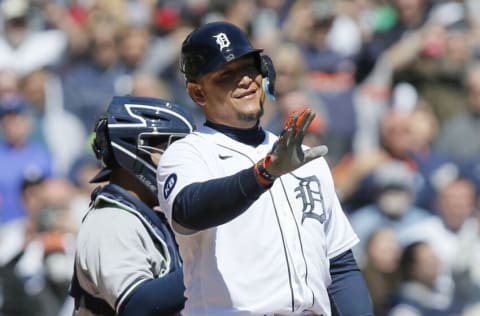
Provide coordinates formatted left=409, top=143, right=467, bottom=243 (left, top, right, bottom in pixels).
left=90, top=95, right=195, bottom=196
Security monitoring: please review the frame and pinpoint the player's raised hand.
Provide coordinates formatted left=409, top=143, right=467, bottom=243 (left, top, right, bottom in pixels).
left=254, top=108, right=328, bottom=184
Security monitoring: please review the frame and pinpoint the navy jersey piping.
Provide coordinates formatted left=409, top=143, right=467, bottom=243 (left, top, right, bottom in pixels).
left=279, top=176, right=316, bottom=310
left=216, top=143, right=296, bottom=312
left=268, top=187, right=296, bottom=312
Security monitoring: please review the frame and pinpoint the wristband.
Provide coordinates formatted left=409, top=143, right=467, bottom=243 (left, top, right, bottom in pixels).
left=254, top=154, right=276, bottom=185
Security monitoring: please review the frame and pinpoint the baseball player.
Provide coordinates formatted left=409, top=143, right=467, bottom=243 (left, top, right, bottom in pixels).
left=157, top=22, right=373, bottom=316
left=70, top=96, right=195, bottom=315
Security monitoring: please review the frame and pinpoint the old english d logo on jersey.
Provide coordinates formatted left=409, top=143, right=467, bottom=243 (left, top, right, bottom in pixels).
left=293, top=174, right=326, bottom=224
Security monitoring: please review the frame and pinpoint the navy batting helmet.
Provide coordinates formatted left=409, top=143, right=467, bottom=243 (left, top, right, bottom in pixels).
left=180, top=21, right=275, bottom=98
left=181, top=21, right=262, bottom=81
left=90, top=95, right=195, bottom=196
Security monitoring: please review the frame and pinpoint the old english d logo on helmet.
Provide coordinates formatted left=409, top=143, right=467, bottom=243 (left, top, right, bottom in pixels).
left=213, top=32, right=235, bottom=62
left=181, top=21, right=263, bottom=81
left=213, top=33, right=231, bottom=51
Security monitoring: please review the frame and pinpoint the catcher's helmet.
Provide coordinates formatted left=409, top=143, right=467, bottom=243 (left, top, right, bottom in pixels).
left=180, top=21, right=275, bottom=99
left=90, top=95, right=195, bottom=196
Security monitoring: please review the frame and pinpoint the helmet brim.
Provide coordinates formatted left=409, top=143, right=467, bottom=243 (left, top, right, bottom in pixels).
left=196, top=48, right=263, bottom=80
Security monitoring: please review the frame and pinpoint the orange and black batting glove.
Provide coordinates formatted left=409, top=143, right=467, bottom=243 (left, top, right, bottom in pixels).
left=254, top=108, right=328, bottom=185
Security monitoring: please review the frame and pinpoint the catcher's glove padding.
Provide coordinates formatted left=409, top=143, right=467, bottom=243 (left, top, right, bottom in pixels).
left=255, top=108, right=328, bottom=184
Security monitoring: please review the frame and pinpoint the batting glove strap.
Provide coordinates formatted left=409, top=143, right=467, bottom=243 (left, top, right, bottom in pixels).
left=254, top=154, right=276, bottom=186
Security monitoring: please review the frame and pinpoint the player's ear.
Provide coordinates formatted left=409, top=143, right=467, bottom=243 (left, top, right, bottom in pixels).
left=187, top=82, right=206, bottom=106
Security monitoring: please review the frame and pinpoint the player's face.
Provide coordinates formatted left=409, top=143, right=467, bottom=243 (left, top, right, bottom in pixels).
left=193, top=55, right=264, bottom=128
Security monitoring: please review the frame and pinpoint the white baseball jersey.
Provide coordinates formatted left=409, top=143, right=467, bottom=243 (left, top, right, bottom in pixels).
left=157, top=125, right=359, bottom=316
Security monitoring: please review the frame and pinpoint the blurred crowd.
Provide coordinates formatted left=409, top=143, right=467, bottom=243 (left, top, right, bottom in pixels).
left=1, top=0, right=480, bottom=315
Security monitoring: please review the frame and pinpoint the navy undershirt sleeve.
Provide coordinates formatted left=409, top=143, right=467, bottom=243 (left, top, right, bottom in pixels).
left=328, top=249, right=373, bottom=316
left=173, top=166, right=270, bottom=230
left=119, top=269, right=185, bottom=316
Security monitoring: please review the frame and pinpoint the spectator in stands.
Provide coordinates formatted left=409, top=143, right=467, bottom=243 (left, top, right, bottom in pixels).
left=452, top=189, right=480, bottom=315
left=0, top=173, right=77, bottom=316
left=400, top=176, right=479, bottom=310
left=0, top=94, right=53, bottom=224
left=361, top=227, right=401, bottom=316
left=62, top=10, right=129, bottom=132
left=436, top=62, right=480, bottom=164
left=349, top=160, right=432, bottom=260
left=298, top=0, right=358, bottom=166
left=355, top=0, right=433, bottom=82
left=392, top=17, right=473, bottom=126
left=334, top=108, right=417, bottom=209
left=407, top=104, right=454, bottom=211
left=262, top=42, right=327, bottom=147
left=388, top=241, right=460, bottom=316
left=21, top=69, right=87, bottom=175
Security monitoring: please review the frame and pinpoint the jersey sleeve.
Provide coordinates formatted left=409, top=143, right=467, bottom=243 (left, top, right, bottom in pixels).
left=75, top=208, right=166, bottom=312
left=319, top=158, right=360, bottom=259
left=157, top=136, right=214, bottom=234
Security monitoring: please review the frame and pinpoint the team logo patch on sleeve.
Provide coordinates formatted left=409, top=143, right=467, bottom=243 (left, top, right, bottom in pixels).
left=163, top=173, right=178, bottom=199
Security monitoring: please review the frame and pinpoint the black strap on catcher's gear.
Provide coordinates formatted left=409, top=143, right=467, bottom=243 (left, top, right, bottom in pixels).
left=70, top=267, right=115, bottom=315
left=92, top=184, right=182, bottom=272
left=69, top=184, right=182, bottom=315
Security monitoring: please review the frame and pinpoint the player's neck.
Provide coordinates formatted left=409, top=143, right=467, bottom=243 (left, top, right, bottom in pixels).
left=205, top=120, right=265, bottom=147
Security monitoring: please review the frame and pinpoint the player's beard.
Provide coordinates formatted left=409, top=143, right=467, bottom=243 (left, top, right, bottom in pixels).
left=237, top=99, right=264, bottom=123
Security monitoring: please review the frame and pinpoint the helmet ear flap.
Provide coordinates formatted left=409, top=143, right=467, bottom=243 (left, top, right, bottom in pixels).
left=260, top=55, right=276, bottom=101
left=92, top=116, right=116, bottom=167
